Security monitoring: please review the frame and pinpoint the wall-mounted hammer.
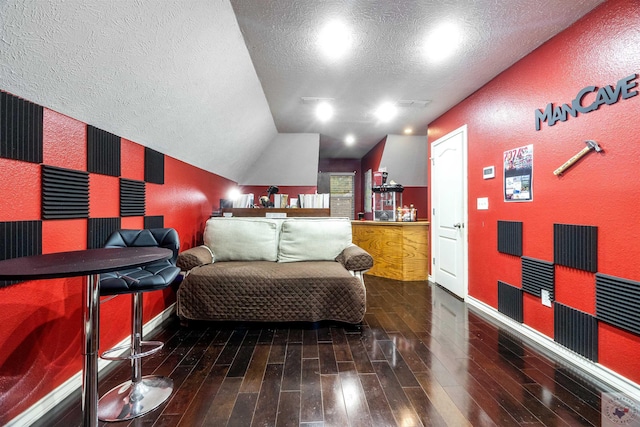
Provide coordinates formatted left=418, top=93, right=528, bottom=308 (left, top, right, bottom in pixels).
left=553, top=140, right=603, bottom=176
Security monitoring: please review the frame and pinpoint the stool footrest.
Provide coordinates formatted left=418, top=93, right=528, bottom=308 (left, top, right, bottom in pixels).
left=101, top=340, right=164, bottom=361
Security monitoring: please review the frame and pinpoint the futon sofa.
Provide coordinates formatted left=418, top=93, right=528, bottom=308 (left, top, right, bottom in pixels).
left=176, top=216, right=373, bottom=324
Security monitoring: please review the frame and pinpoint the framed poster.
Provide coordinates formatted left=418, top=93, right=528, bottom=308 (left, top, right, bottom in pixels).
left=504, top=144, right=533, bottom=202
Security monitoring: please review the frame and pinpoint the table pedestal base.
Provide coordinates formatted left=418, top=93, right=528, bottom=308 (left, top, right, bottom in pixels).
left=97, top=375, right=173, bottom=421
left=82, top=273, right=100, bottom=427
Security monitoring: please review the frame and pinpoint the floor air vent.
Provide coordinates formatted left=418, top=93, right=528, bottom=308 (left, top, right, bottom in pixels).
left=498, top=281, right=523, bottom=323
left=554, top=303, right=598, bottom=362
left=596, top=273, right=640, bottom=336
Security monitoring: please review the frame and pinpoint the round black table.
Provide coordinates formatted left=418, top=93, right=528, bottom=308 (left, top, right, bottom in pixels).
left=0, top=247, right=173, bottom=427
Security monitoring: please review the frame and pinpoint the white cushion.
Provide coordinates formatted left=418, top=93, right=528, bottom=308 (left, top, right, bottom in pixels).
left=203, top=218, right=280, bottom=261
left=278, top=218, right=352, bottom=262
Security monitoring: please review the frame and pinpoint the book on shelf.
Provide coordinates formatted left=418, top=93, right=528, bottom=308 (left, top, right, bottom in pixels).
left=273, top=194, right=290, bottom=208
left=297, top=193, right=330, bottom=208
left=232, top=193, right=254, bottom=208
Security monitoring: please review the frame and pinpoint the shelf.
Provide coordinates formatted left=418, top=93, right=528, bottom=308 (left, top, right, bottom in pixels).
left=220, top=208, right=331, bottom=217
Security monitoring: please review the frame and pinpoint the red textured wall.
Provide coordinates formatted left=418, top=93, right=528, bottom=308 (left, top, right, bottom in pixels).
left=0, top=104, right=234, bottom=423
left=400, top=187, right=428, bottom=220
left=427, top=0, right=640, bottom=383
left=0, top=159, right=40, bottom=221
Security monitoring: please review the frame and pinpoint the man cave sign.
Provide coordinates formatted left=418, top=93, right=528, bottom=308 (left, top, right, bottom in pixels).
left=535, top=73, right=638, bottom=131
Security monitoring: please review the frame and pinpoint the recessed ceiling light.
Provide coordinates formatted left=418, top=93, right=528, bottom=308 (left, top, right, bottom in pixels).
left=424, top=22, right=463, bottom=63
left=404, top=128, right=413, bottom=134
left=374, top=102, right=397, bottom=122
left=317, top=20, right=352, bottom=60
left=316, top=101, right=334, bottom=121
left=345, top=135, right=355, bottom=145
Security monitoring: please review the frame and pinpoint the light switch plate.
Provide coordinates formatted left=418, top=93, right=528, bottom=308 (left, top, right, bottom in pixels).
left=477, top=197, right=489, bottom=210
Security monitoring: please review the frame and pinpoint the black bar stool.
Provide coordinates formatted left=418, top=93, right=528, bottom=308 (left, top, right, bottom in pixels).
left=97, top=228, right=181, bottom=422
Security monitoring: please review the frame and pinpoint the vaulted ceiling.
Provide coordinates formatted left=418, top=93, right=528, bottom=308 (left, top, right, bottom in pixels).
left=0, top=0, right=603, bottom=182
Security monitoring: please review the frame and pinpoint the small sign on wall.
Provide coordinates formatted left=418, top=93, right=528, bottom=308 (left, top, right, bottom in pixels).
left=534, top=73, right=638, bottom=131
left=483, top=166, right=495, bottom=179
left=504, top=144, right=533, bottom=202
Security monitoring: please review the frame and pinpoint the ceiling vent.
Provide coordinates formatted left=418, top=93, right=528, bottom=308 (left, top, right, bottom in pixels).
left=396, top=100, right=431, bottom=108
left=301, top=97, right=335, bottom=104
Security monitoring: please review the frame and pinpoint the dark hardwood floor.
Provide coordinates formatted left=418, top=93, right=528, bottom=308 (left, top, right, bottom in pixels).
left=35, top=275, right=630, bottom=426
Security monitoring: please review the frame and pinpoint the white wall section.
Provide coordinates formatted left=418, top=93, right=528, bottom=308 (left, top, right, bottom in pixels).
left=240, top=133, right=320, bottom=186
left=379, top=135, right=428, bottom=186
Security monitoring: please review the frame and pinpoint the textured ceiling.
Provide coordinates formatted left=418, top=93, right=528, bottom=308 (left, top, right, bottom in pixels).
left=231, top=0, right=604, bottom=158
left=0, top=0, right=276, bottom=182
left=0, top=0, right=604, bottom=181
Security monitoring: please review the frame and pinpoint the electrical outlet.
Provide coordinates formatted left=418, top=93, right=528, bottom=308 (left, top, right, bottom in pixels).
left=541, top=289, right=552, bottom=307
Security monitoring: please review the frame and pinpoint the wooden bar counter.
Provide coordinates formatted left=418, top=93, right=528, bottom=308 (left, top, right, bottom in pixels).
left=351, top=220, right=430, bottom=281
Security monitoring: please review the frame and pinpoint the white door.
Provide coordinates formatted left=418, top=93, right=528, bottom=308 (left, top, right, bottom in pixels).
left=430, top=125, right=468, bottom=299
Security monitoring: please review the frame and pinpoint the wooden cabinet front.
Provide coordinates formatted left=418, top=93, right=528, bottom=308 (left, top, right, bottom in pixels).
left=351, top=221, right=430, bottom=281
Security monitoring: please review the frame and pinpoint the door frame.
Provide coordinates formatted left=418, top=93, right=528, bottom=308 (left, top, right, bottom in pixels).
left=430, top=124, right=469, bottom=299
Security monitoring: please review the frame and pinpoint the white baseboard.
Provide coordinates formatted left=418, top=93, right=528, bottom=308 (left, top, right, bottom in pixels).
left=466, top=296, right=640, bottom=403
left=6, top=303, right=176, bottom=427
